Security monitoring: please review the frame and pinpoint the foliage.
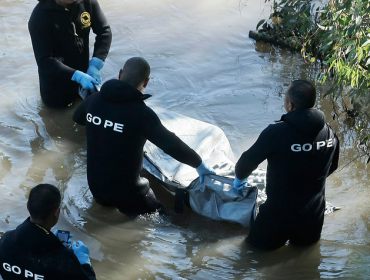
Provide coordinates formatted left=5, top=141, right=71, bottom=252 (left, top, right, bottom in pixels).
left=257, top=0, right=370, bottom=99
left=256, top=0, right=318, bottom=50
left=314, top=0, right=370, bottom=101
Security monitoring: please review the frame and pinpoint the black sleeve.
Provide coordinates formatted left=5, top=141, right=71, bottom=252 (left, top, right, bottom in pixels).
left=141, top=107, right=202, bottom=168
left=328, top=134, right=340, bottom=176
left=73, top=99, right=91, bottom=125
left=91, top=0, right=112, bottom=61
left=235, top=125, right=276, bottom=179
left=28, top=8, right=76, bottom=80
left=58, top=249, right=97, bottom=280
left=81, top=264, right=97, bottom=280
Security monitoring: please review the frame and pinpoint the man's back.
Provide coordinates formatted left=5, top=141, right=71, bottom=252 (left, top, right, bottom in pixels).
left=0, top=219, right=94, bottom=280
left=264, top=108, right=338, bottom=208
left=236, top=108, right=339, bottom=210
left=73, top=79, right=201, bottom=202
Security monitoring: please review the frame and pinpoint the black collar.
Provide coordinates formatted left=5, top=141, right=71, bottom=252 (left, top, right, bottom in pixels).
left=100, top=79, right=152, bottom=103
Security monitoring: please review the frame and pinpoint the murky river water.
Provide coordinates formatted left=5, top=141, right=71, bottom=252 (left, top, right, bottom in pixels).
left=1, top=0, right=370, bottom=279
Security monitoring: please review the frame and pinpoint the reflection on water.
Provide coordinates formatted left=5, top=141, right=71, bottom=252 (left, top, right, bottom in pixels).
left=1, top=0, right=370, bottom=279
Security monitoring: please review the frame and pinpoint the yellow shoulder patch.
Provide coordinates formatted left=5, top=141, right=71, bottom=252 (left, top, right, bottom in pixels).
left=81, top=12, right=91, bottom=29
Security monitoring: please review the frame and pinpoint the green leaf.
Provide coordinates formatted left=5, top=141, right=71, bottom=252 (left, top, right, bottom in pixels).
left=256, top=19, right=266, bottom=30
left=325, top=56, right=336, bottom=64
left=322, top=75, right=328, bottom=84
left=343, top=40, right=356, bottom=47
left=338, top=58, right=343, bottom=70
left=348, top=24, right=356, bottom=36
left=355, top=16, right=362, bottom=26
left=319, top=41, right=333, bottom=52
left=348, top=49, right=358, bottom=62
left=317, top=23, right=332, bottom=30
left=360, top=136, right=368, bottom=145
left=351, top=73, right=356, bottom=87
left=361, top=39, right=370, bottom=47
left=335, top=86, right=344, bottom=99
left=310, top=57, right=316, bottom=63
left=358, top=47, right=363, bottom=62
left=328, top=60, right=336, bottom=72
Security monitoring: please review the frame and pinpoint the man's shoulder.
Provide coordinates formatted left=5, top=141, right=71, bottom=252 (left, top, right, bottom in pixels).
left=325, top=122, right=338, bottom=135
left=29, top=2, right=50, bottom=23
left=261, top=121, right=288, bottom=134
left=139, top=104, right=161, bottom=121
left=0, top=229, right=16, bottom=247
left=143, top=104, right=158, bottom=115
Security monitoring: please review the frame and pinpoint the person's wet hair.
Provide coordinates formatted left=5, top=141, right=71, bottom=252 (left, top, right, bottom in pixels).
left=286, top=80, right=316, bottom=109
left=28, top=184, right=61, bottom=220
left=120, top=57, right=150, bottom=89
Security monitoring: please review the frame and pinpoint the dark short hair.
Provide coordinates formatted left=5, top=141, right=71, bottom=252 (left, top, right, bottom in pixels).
left=286, top=80, right=316, bottom=109
left=28, top=184, right=61, bottom=220
left=120, top=57, right=150, bottom=88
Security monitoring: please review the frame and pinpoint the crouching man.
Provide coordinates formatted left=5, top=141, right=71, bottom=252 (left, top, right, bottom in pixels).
left=0, top=184, right=96, bottom=280
left=73, top=57, right=215, bottom=216
left=234, top=80, right=340, bottom=250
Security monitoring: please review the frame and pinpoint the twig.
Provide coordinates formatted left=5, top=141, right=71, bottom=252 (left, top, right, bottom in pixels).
left=333, top=153, right=367, bottom=174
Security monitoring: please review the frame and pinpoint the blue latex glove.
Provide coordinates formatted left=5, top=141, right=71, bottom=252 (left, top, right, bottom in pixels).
left=53, top=230, right=73, bottom=247
left=233, top=176, right=248, bottom=190
left=86, top=57, right=104, bottom=84
left=71, top=70, right=98, bottom=90
left=196, top=160, right=216, bottom=183
left=72, top=241, right=91, bottom=266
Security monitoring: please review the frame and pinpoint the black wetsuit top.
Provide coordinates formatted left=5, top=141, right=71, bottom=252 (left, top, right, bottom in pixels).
left=28, top=0, right=112, bottom=107
left=0, top=218, right=96, bottom=280
left=236, top=108, right=340, bottom=214
left=73, top=79, right=202, bottom=203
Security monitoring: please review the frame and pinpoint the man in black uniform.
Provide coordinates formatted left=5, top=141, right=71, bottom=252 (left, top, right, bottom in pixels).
left=234, top=80, right=340, bottom=250
left=0, top=184, right=96, bottom=280
left=73, top=57, right=215, bottom=215
left=28, top=0, right=112, bottom=107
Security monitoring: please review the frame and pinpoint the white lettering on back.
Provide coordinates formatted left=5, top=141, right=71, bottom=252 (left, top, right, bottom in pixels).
left=2, top=263, right=44, bottom=279
left=92, top=116, right=102, bottom=125
left=316, top=141, right=326, bottom=150
left=12, top=266, right=21, bottom=274
left=302, top=143, right=312, bottom=151
left=85, top=113, right=124, bottom=133
left=114, top=123, right=124, bottom=133
left=104, top=120, right=113, bottom=128
left=327, top=138, right=333, bottom=147
left=291, top=144, right=301, bottom=152
left=291, top=138, right=335, bottom=152
left=3, top=263, right=11, bottom=272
